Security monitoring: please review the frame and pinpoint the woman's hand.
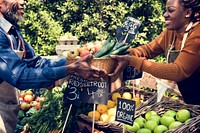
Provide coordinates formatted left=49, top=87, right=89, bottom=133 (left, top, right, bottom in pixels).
left=108, top=54, right=131, bottom=82
left=67, top=54, right=107, bottom=80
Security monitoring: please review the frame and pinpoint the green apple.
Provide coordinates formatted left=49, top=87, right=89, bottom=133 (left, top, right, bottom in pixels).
left=125, top=122, right=140, bottom=132
left=154, top=125, right=168, bottom=133
left=176, top=109, right=191, bottom=123
left=160, top=116, right=175, bottom=127
left=144, top=120, right=158, bottom=131
left=145, top=111, right=158, bottom=120
left=169, top=121, right=182, bottom=130
left=148, top=115, right=161, bottom=124
left=134, top=116, right=146, bottom=128
left=185, top=118, right=191, bottom=123
left=163, top=110, right=177, bottom=118
left=137, top=128, right=152, bottom=133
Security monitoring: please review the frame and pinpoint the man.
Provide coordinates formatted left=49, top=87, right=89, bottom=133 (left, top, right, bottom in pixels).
left=0, top=0, right=105, bottom=132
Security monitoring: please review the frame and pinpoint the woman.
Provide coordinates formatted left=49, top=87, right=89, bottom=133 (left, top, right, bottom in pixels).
left=109, top=0, right=200, bottom=105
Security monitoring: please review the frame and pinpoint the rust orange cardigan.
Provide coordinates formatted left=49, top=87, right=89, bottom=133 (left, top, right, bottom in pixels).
left=129, top=23, right=200, bottom=82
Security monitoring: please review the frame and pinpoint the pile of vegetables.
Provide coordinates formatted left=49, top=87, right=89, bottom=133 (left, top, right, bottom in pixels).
left=21, top=82, right=93, bottom=133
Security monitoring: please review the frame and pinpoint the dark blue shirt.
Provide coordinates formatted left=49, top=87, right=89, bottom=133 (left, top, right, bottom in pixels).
left=0, top=17, right=67, bottom=89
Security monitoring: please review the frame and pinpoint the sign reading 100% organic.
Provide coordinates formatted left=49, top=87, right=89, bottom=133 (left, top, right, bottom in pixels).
left=115, top=98, right=136, bottom=126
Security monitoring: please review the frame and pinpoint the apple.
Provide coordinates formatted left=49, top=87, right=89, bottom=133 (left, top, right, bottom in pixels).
left=145, top=111, right=158, bottom=120
left=80, top=49, right=90, bottom=57
left=163, top=110, right=177, bottom=118
left=160, top=115, right=175, bottom=127
left=137, top=128, right=152, bottom=133
left=185, top=118, right=191, bottom=123
left=20, top=102, right=31, bottom=111
left=176, top=109, right=191, bottom=123
left=77, top=46, right=88, bottom=53
left=144, top=120, right=158, bottom=131
left=24, top=94, right=34, bottom=102
left=169, top=121, right=182, bottom=130
left=67, top=49, right=79, bottom=58
left=124, top=122, right=140, bottom=132
left=154, top=125, right=168, bottom=133
left=94, top=44, right=102, bottom=53
left=148, top=115, right=161, bottom=125
left=134, top=116, right=146, bottom=128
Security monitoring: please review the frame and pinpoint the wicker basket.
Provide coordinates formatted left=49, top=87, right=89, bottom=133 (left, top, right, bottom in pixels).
left=67, top=57, right=117, bottom=74
left=77, top=86, right=156, bottom=133
left=134, top=99, right=200, bottom=133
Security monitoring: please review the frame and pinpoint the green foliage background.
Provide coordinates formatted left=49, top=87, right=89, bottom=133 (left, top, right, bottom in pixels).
left=20, top=0, right=166, bottom=56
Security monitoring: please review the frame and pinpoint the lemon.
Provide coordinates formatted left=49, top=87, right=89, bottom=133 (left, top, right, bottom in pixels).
left=107, top=100, right=115, bottom=109
left=97, top=104, right=107, bottom=114
left=108, top=115, right=116, bottom=122
left=100, top=113, right=109, bottom=122
left=111, top=92, right=121, bottom=102
left=107, top=107, right=117, bottom=116
left=122, top=92, right=132, bottom=100
left=88, top=111, right=100, bottom=120
left=132, top=97, right=141, bottom=106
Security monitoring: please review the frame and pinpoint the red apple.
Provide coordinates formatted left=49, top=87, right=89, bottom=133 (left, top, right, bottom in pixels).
left=94, top=45, right=102, bottom=53
left=80, top=49, right=90, bottom=57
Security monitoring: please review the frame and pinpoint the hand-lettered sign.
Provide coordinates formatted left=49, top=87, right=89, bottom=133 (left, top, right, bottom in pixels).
left=115, top=98, right=136, bottom=126
left=116, top=17, right=142, bottom=44
left=64, top=74, right=109, bottom=106
left=123, top=66, right=143, bottom=80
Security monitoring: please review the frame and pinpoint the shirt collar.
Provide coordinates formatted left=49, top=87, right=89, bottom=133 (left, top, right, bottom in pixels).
left=0, top=16, right=13, bottom=33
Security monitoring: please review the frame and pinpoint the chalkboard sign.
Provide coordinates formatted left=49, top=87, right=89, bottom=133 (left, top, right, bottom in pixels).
left=80, top=80, right=109, bottom=105
left=115, top=98, right=136, bottom=126
left=64, top=74, right=86, bottom=106
left=64, top=74, right=109, bottom=106
left=123, top=66, right=143, bottom=80
left=116, top=17, right=142, bottom=44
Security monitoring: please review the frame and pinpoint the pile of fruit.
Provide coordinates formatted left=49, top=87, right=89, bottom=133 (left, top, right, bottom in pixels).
left=87, top=91, right=141, bottom=123
left=124, top=109, right=191, bottom=133
left=16, top=89, right=45, bottom=132
left=65, top=37, right=130, bottom=59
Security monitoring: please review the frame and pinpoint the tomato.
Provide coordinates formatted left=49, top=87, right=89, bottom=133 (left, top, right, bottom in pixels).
left=35, top=102, right=41, bottom=110
left=24, top=94, right=34, bottom=102
left=20, top=102, right=31, bottom=111
left=25, top=90, right=33, bottom=95
left=19, top=92, right=26, bottom=99
left=35, top=96, right=45, bottom=102
left=30, top=101, right=38, bottom=107
left=80, top=49, right=90, bottom=57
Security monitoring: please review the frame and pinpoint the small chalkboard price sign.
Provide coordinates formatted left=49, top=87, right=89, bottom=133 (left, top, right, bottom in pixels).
left=64, top=74, right=109, bottom=105
left=115, top=98, right=136, bottom=126
left=123, top=66, right=143, bottom=80
left=80, top=80, right=109, bottom=105
left=64, top=74, right=86, bottom=106
left=116, top=17, right=142, bottom=44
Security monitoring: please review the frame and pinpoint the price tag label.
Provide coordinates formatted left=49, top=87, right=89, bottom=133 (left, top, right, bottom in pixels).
left=115, top=98, right=136, bottom=126
left=123, top=66, right=143, bottom=80
left=64, top=75, right=109, bottom=105
left=116, top=17, right=142, bottom=44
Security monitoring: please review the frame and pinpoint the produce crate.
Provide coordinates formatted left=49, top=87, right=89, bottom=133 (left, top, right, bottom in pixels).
left=135, top=98, right=200, bottom=133
left=77, top=86, right=156, bottom=133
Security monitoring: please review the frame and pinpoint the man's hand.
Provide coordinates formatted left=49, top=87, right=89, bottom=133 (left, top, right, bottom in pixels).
left=108, top=54, right=131, bottom=82
left=67, top=54, right=107, bottom=80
